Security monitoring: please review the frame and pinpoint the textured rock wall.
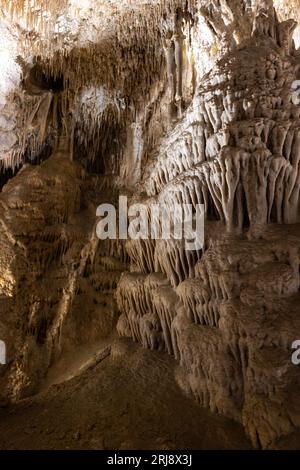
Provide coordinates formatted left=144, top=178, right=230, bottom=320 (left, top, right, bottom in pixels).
left=0, top=140, right=127, bottom=401
left=116, top=5, right=300, bottom=449
left=1, top=0, right=300, bottom=450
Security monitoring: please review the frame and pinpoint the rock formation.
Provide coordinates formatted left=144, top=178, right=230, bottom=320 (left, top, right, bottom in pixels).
left=1, top=0, right=300, bottom=450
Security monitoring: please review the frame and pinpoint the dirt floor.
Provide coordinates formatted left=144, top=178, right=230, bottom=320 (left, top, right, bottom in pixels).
left=0, top=338, right=254, bottom=450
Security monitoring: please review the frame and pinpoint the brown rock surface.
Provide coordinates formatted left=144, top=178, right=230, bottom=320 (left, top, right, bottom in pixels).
left=1, top=0, right=300, bottom=451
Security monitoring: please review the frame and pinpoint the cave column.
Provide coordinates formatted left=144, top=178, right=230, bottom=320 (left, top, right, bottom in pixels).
left=173, top=28, right=186, bottom=119
left=163, top=37, right=177, bottom=123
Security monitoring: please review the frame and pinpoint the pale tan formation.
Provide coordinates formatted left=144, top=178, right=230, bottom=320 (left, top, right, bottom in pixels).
left=1, top=0, right=300, bottom=450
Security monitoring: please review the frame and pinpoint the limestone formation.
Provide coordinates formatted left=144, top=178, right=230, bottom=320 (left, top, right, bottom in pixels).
left=1, top=0, right=300, bottom=451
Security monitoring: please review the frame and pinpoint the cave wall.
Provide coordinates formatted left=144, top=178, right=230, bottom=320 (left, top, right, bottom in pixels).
left=1, top=0, right=300, bottom=450
left=116, top=5, right=300, bottom=449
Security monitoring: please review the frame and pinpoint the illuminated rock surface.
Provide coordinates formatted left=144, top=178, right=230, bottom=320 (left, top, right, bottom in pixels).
left=1, top=0, right=300, bottom=450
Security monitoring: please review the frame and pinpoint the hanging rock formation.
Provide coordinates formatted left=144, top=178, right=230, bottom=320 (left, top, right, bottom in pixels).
left=1, top=0, right=300, bottom=450
left=116, top=3, right=300, bottom=449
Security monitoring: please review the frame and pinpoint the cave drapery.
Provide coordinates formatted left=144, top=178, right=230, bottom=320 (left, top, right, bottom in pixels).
left=1, top=0, right=300, bottom=450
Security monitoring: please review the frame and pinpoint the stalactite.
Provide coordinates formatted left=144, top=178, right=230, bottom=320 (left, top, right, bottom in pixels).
left=2, top=0, right=300, bottom=451
left=173, top=9, right=185, bottom=118
left=112, top=5, right=300, bottom=450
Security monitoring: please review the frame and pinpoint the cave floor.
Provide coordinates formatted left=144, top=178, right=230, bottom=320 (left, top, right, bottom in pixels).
left=0, top=338, right=254, bottom=450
